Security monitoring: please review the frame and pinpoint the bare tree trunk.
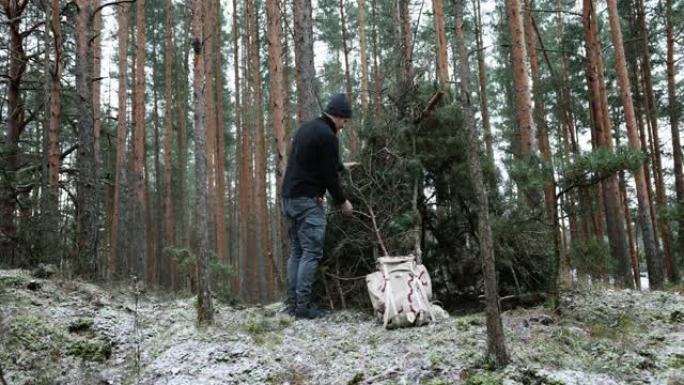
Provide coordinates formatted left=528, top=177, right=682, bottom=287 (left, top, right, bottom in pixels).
left=293, top=0, right=318, bottom=124
left=506, top=0, right=534, bottom=163
left=455, top=0, right=509, bottom=367
left=433, top=0, right=449, bottom=85
left=132, top=0, right=148, bottom=281
left=1, top=0, right=29, bottom=265
left=162, top=0, right=175, bottom=286
left=357, top=0, right=369, bottom=115
left=46, top=0, right=63, bottom=263
left=110, top=2, right=130, bottom=280
left=267, top=0, right=285, bottom=297
left=339, top=0, right=358, bottom=157
left=232, top=0, right=242, bottom=297
left=151, top=18, right=162, bottom=286
left=635, top=0, right=676, bottom=282
left=606, top=0, right=663, bottom=289
left=667, top=0, right=684, bottom=274
left=247, top=0, right=274, bottom=301
left=203, top=0, right=218, bottom=257
left=523, top=0, right=562, bottom=295
left=192, top=0, right=213, bottom=324
left=371, top=0, right=382, bottom=116
left=619, top=170, right=640, bottom=289
left=473, top=0, right=493, bottom=166
left=215, top=0, right=228, bottom=267
left=583, top=0, right=633, bottom=287
left=75, top=0, right=100, bottom=277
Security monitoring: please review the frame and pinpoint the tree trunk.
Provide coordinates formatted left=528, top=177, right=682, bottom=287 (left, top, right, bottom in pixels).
left=46, top=0, right=63, bottom=264
left=667, top=0, right=684, bottom=273
left=203, top=0, right=218, bottom=258
left=339, top=0, right=358, bottom=157
left=247, top=0, right=274, bottom=302
left=110, top=2, right=130, bottom=280
left=151, top=18, right=162, bottom=286
left=583, top=0, right=633, bottom=287
left=371, top=0, right=382, bottom=116
left=523, top=0, right=562, bottom=296
left=1, top=0, right=29, bottom=265
left=75, top=0, right=99, bottom=277
left=215, top=0, right=228, bottom=267
left=232, top=0, right=242, bottom=297
left=433, top=0, right=449, bottom=85
left=505, top=0, right=534, bottom=163
left=635, top=0, right=676, bottom=282
left=293, top=0, right=318, bottom=124
left=162, top=0, right=175, bottom=286
left=132, top=0, right=148, bottom=281
left=619, top=170, right=640, bottom=289
left=357, top=0, right=369, bottom=115
left=455, top=0, right=509, bottom=367
left=473, top=0, right=493, bottom=166
left=267, top=0, right=285, bottom=297
left=191, top=0, right=213, bottom=324
left=605, top=0, right=663, bottom=289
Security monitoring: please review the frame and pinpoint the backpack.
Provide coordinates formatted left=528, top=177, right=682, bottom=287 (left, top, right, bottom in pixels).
left=366, top=255, right=441, bottom=329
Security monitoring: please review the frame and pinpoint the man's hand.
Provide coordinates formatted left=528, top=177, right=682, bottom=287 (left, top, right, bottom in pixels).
left=341, top=200, right=353, bottom=217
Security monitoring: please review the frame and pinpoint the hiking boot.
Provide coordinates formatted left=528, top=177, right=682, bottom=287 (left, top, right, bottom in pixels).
left=279, top=305, right=295, bottom=317
left=295, top=305, right=330, bottom=319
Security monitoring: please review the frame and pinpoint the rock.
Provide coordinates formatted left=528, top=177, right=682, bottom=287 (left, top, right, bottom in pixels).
left=31, top=264, right=57, bottom=279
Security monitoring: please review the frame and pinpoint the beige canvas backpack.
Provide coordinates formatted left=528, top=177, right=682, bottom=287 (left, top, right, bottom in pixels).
left=366, top=255, right=445, bottom=329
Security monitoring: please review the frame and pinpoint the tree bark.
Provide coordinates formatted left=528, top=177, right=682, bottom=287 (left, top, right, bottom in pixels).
left=339, top=0, right=358, bottom=157
left=583, top=0, right=633, bottom=287
left=132, top=0, right=148, bottom=281
left=433, top=0, right=449, bottom=85
left=110, top=2, right=130, bottom=280
left=267, top=0, right=285, bottom=297
left=473, top=0, right=493, bottom=166
left=192, top=0, right=213, bottom=324
left=203, top=0, right=218, bottom=257
left=162, top=0, right=175, bottom=286
left=605, top=0, right=663, bottom=289
left=505, top=0, right=534, bottom=163
left=215, top=0, right=228, bottom=267
left=371, top=0, right=382, bottom=116
left=357, top=0, right=369, bottom=114
left=1, top=0, right=29, bottom=265
left=667, top=0, right=684, bottom=274
left=232, top=0, right=242, bottom=297
left=75, top=0, right=100, bottom=277
left=634, top=0, right=676, bottom=282
left=455, top=0, right=509, bottom=367
left=46, top=0, right=63, bottom=263
left=293, top=0, right=318, bottom=124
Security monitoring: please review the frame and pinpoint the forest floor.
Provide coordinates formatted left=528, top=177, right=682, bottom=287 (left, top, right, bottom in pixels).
left=1, top=268, right=683, bottom=385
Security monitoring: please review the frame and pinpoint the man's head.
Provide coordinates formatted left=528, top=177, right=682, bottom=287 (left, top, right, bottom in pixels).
left=324, top=93, right=352, bottom=130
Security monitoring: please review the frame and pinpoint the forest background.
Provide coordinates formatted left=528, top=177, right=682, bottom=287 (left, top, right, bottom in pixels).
left=2, top=0, right=684, bottom=349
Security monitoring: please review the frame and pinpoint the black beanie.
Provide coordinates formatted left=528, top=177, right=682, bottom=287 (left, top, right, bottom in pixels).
left=324, top=93, right=352, bottom=118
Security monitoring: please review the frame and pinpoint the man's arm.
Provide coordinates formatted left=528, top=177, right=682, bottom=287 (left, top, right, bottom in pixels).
left=321, top=134, right=346, bottom=206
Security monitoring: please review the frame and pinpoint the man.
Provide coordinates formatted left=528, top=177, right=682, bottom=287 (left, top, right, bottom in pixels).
left=281, top=93, right=354, bottom=319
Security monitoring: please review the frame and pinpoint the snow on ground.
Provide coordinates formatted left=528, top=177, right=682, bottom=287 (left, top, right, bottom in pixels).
left=1, top=269, right=683, bottom=385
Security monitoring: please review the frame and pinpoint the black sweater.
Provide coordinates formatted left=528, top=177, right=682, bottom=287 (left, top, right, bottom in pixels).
left=282, top=115, right=346, bottom=205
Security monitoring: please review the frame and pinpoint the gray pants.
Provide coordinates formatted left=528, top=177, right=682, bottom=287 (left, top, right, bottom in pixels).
left=282, top=197, right=326, bottom=310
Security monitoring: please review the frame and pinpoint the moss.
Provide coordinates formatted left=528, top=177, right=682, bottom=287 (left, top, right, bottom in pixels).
left=8, top=314, right=63, bottom=353
left=67, top=317, right=94, bottom=333
left=0, top=275, right=25, bottom=289
left=65, top=337, right=113, bottom=362
left=670, top=354, right=684, bottom=369
left=464, top=372, right=501, bottom=385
